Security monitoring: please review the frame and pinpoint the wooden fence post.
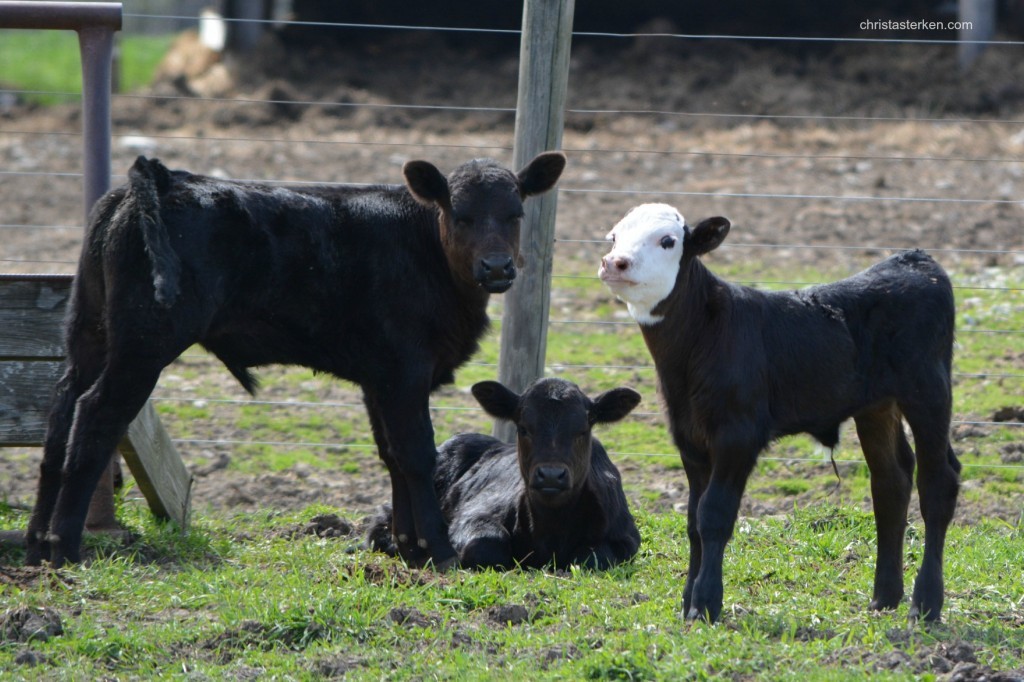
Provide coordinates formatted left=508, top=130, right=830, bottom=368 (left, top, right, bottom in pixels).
left=958, top=0, right=996, bottom=70
left=494, top=0, right=575, bottom=443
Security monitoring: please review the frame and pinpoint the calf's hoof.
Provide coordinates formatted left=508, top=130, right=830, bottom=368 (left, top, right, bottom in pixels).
left=684, top=604, right=721, bottom=624
left=395, top=536, right=429, bottom=566
left=24, top=546, right=44, bottom=567
left=45, top=532, right=77, bottom=569
left=425, top=543, right=460, bottom=572
left=24, top=530, right=50, bottom=567
left=908, top=602, right=942, bottom=624
left=910, top=572, right=944, bottom=623
left=868, top=596, right=901, bottom=612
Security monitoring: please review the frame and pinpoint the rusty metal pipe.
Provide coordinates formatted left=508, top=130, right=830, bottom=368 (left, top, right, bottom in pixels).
left=1, top=1, right=123, bottom=529
left=0, top=1, right=121, bottom=32
left=77, top=23, right=116, bottom=221
left=1, top=2, right=122, bottom=223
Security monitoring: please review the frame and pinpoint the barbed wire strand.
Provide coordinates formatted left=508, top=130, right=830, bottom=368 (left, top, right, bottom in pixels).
left=8, top=85, right=1024, bottom=125
left=5, top=127, right=1024, bottom=167
left=117, top=13, right=1024, bottom=47
left=3, top=165, right=1021, bottom=207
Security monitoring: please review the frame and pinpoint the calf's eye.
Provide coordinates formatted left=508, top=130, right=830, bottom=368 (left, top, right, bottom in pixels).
left=659, top=235, right=676, bottom=249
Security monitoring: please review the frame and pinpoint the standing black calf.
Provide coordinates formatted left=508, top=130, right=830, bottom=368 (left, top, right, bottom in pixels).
left=26, top=151, right=566, bottom=568
left=369, top=378, right=642, bottom=569
left=599, top=203, right=960, bottom=623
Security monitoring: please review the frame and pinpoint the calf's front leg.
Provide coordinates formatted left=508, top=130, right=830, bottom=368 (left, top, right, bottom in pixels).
left=451, top=517, right=513, bottom=569
left=364, top=396, right=424, bottom=564
left=680, top=460, right=709, bottom=617
left=368, top=387, right=458, bottom=569
left=687, top=448, right=756, bottom=623
left=687, top=480, right=744, bottom=622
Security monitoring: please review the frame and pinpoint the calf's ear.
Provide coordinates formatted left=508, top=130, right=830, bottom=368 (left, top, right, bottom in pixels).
left=471, top=381, right=521, bottom=421
left=404, top=160, right=453, bottom=212
left=517, top=151, right=567, bottom=198
left=685, top=216, right=730, bottom=257
left=589, top=387, right=641, bottom=425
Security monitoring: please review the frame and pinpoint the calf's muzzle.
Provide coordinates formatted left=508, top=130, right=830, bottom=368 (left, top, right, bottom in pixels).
left=531, top=464, right=570, bottom=495
left=477, top=253, right=517, bottom=293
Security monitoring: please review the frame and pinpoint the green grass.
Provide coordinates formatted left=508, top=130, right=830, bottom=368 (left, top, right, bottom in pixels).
left=0, top=30, right=174, bottom=104
left=2, top=504, right=1022, bottom=679
left=2, top=258, right=1021, bottom=678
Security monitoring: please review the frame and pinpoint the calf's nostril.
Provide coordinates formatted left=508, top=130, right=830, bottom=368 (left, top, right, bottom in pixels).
left=533, top=465, right=569, bottom=490
left=481, top=255, right=514, bottom=277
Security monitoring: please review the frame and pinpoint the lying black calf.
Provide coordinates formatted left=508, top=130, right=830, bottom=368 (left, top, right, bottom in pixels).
left=370, top=378, right=642, bottom=569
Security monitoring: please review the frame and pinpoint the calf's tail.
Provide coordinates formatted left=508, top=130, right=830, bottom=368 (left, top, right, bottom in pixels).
left=127, top=156, right=181, bottom=307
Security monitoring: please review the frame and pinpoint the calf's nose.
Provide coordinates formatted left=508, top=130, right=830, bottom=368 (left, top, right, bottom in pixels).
left=532, top=465, right=569, bottom=491
left=480, top=254, right=516, bottom=280
left=600, top=255, right=631, bottom=272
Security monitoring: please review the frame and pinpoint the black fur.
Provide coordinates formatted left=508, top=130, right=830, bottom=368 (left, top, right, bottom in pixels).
left=26, top=152, right=566, bottom=568
left=638, top=217, right=960, bottom=623
left=369, top=378, right=642, bottom=570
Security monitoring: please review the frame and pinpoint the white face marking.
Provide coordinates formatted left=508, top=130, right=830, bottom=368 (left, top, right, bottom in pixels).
left=597, top=203, right=686, bottom=325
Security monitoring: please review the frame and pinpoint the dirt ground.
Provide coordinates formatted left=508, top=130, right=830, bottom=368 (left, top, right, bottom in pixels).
left=2, top=31, right=1023, bottom=525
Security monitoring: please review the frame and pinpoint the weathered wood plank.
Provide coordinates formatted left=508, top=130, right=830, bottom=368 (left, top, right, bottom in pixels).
left=0, top=277, right=72, bottom=358
left=0, top=275, right=189, bottom=528
left=959, top=0, right=997, bottom=70
left=0, top=360, right=63, bottom=445
left=495, top=0, right=574, bottom=442
left=119, top=400, right=192, bottom=529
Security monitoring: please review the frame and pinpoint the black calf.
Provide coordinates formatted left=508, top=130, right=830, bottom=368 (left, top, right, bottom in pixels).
left=26, top=152, right=566, bottom=567
left=600, top=203, right=960, bottom=622
left=370, top=378, right=642, bottom=569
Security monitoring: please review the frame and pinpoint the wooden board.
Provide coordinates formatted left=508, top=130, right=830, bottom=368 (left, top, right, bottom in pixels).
left=120, top=400, right=193, bottom=528
left=0, top=275, right=191, bottom=529
left=0, top=276, right=72, bottom=358
left=0, top=360, right=64, bottom=445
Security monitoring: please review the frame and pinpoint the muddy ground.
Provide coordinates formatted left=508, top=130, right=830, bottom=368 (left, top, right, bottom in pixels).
left=2, top=31, right=1022, bottom=530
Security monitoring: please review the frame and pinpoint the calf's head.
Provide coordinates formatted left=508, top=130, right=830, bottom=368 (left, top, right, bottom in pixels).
left=404, top=152, right=566, bottom=293
left=598, top=203, right=731, bottom=325
left=472, top=378, right=640, bottom=507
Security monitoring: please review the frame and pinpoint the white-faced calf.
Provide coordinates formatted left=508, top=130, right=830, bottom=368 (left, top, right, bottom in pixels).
left=369, top=378, right=642, bottom=569
left=599, top=203, right=960, bottom=622
left=26, top=152, right=566, bottom=568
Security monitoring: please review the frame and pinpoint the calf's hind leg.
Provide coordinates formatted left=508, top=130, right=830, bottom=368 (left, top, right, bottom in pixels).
left=26, top=361, right=103, bottom=564
left=46, top=357, right=168, bottom=567
left=901, top=399, right=960, bottom=622
left=854, top=404, right=915, bottom=612
left=25, top=316, right=107, bottom=565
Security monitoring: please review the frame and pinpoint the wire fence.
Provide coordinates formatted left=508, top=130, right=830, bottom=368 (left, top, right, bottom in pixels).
left=1, top=13, right=1021, bottom=474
